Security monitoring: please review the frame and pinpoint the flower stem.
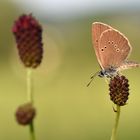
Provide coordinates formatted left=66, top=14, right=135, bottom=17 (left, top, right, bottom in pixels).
left=29, top=121, right=35, bottom=140
left=111, top=105, right=121, bottom=140
left=27, top=68, right=36, bottom=140
left=27, top=68, right=33, bottom=103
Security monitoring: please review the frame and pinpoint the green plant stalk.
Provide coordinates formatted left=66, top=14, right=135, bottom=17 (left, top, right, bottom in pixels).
left=111, top=105, right=121, bottom=140
left=27, top=68, right=36, bottom=140
left=29, top=121, right=35, bottom=140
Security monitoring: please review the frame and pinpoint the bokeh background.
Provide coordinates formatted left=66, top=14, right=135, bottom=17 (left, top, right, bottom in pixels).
left=1, top=0, right=140, bottom=140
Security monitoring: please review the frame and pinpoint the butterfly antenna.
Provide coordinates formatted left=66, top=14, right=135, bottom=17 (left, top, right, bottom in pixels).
left=87, top=71, right=99, bottom=87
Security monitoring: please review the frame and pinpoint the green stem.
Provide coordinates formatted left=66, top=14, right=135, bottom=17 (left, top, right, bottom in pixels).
left=27, top=68, right=36, bottom=140
left=27, top=69, right=33, bottom=103
left=29, top=121, right=35, bottom=140
left=111, top=105, right=121, bottom=140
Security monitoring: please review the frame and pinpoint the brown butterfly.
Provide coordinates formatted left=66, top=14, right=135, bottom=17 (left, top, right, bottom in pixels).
left=87, top=22, right=140, bottom=86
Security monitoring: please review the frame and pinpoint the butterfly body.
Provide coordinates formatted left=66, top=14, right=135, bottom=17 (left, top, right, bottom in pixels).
left=98, top=67, right=117, bottom=78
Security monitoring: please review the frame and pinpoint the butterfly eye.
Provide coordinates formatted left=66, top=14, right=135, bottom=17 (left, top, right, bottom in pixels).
left=104, top=46, right=107, bottom=49
left=108, top=41, right=111, bottom=44
left=112, top=41, right=114, bottom=44
left=96, top=39, right=98, bottom=42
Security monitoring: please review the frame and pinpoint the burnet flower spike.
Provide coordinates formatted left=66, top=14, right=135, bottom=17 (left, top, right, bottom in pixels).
left=12, top=14, right=43, bottom=140
left=109, top=75, right=129, bottom=106
left=16, top=103, right=36, bottom=125
left=12, top=14, right=43, bottom=68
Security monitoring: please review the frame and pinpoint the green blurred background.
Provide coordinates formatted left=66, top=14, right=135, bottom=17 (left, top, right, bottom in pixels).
left=1, top=0, right=140, bottom=140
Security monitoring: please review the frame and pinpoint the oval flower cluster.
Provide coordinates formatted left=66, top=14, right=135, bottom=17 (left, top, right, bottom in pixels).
left=12, top=14, right=43, bottom=68
left=109, top=75, right=129, bottom=106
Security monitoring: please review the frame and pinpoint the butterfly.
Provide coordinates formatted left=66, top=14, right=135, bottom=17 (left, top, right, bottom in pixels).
left=87, top=22, right=140, bottom=86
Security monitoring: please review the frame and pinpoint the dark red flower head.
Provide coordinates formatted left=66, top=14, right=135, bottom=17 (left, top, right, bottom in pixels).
left=15, top=103, right=36, bottom=125
left=109, top=75, right=129, bottom=106
left=12, top=14, right=43, bottom=68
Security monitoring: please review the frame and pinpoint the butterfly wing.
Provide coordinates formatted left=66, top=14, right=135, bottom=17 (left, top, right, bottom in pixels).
left=92, top=22, right=112, bottom=67
left=98, top=29, right=132, bottom=70
left=118, top=60, right=140, bottom=71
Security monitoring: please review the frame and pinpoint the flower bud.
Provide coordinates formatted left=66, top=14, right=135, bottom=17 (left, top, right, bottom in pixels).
left=109, top=75, right=129, bottom=106
left=15, top=103, right=36, bottom=125
left=12, top=14, right=43, bottom=68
